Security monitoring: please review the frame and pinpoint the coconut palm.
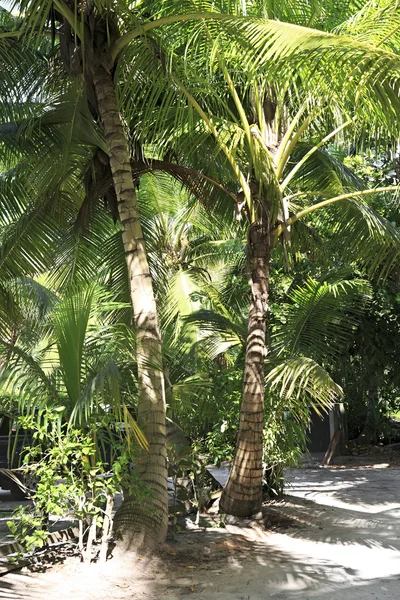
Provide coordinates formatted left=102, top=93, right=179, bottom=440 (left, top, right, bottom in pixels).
left=123, top=1, right=400, bottom=513
left=132, top=120, right=400, bottom=517
left=2, top=0, right=400, bottom=536
left=189, top=103, right=399, bottom=516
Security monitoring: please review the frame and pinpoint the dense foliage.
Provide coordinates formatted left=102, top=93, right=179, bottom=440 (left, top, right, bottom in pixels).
left=0, top=0, right=399, bottom=553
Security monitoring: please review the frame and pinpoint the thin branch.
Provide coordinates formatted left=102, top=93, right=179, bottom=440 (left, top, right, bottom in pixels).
left=376, top=24, right=400, bottom=48
left=280, top=119, right=354, bottom=192
left=170, top=73, right=252, bottom=209
left=0, top=30, right=23, bottom=39
left=272, top=186, right=400, bottom=236
left=131, top=159, right=238, bottom=203
left=253, top=85, right=267, bottom=141
left=53, top=0, right=78, bottom=35
left=275, top=104, right=308, bottom=172
left=214, top=45, right=254, bottom=158
left=275, top=113, right=314, bottom=180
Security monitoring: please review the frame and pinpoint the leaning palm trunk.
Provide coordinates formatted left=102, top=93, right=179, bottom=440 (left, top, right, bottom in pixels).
left=92, top=62, right=168, bottom=547
left=220, top=214, right=270, bottom=517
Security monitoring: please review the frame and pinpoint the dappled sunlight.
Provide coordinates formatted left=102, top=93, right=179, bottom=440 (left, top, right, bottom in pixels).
left=286, top=467, right=400, bottom=514
left=1, top=467, right=400, bottom=599
left=2, top=483, right=400, bottom=600
left=190, top=536, right=366, bottom=597
left=0, top=557, right=165, bottom=600
left=211, top=507, right=400, bottom=598
left=287, top=576, right=400, bottom=600
left=0, top=571, right=42, bottom=600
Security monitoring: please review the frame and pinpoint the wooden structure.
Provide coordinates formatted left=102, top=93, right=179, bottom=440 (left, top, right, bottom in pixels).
left=306, top=403, right=347, bottom=458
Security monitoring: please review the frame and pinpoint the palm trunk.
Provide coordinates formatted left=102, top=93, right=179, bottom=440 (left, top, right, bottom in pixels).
left=91, top=63, right=168, bottom=547
left=220, top=215, right=270, bottom=517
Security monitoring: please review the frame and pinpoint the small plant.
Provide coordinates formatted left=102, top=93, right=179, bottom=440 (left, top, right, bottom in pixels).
left=168, top=443, right=219, bottom=534
left=263, top=396, right=307, bottom=497
left=7, top=409, right=137, bottom=562
left=364, top=402, right=393, bottom=444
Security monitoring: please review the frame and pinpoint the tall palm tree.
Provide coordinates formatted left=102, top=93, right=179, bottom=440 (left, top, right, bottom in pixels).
left=2, top=0, right=400, bottom=537
left=196, top=103, right=399, bottom=516
left=187, top=266, right=374, bottom=468
left=121, top=3, right=400, bottom=515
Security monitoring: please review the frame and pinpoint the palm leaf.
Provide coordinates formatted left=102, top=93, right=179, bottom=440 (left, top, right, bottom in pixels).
left=52, top=285, right=95, bottom=403
left=273, top=275, right=372, bottom=361
left=266, top=355, right=342, bottom=415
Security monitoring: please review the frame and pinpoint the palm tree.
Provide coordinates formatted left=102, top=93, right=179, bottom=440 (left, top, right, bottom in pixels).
left=187, top=266, right=373, bottom=484
left=202, top=104, right=399, bottom=516
left=121, top=3, right=400, bottom=515
left=2, top=0, right=400, bottom=536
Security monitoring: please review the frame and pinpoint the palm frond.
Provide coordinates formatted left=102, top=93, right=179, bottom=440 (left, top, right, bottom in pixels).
left=266, top=355, right=342, bottom=414
left=185, top=308, right=246, bottom=359
left=0, top=339, right=59, bottom=413
left=272, top=275, right=372, bottom=361
left=70, top=358, right=120, bottom=425
left=324, top=197, right=400, bottom=277
left=52, top=285, right=95, bottom=403
left=285, top=143, right=365, bottom=196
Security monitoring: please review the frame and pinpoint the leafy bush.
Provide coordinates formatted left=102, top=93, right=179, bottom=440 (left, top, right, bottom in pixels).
left=7, top=409, right=139, bottom=561
left=263, top=395, right=308, bottom=497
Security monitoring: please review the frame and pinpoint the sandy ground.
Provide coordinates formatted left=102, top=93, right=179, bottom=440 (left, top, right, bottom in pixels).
left=2, top=451, right=400, bottom=600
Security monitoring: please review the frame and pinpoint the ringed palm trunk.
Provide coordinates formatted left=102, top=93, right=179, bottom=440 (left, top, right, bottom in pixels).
left=220, top=213, right=270, bottom=517
left=91, top=63, right=168, bottom=548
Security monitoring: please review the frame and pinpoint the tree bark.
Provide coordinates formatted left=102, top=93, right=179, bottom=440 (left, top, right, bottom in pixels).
left=91, top=63, right=168, bottom=548
left=220, top=214, right=270, bottom=517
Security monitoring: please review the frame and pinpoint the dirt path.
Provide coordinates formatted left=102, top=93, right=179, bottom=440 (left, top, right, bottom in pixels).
left=2, top=462, right=400, bottom=599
